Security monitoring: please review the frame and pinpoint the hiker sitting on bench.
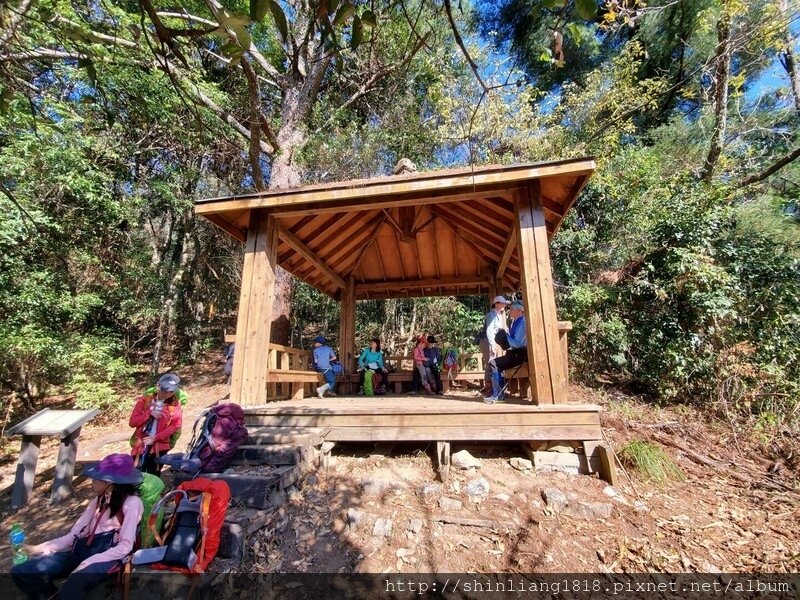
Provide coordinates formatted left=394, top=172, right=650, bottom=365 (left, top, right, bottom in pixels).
left=357, top=337, right=388, bottom=395
left=484, top=300, right=526, bottom=404
left=12, top=454, right=144, bottom=600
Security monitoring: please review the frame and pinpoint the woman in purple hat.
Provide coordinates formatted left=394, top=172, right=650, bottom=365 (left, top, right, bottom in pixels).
left=11, top=453, right=144, bottom=600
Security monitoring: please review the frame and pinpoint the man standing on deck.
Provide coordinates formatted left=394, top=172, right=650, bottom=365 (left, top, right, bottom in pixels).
left=480, top=296, right=510, bottom=395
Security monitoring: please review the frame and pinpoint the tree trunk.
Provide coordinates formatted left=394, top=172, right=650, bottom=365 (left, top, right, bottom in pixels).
left=701, top=6, right=732, bottom=181
left=779, top=0, right=800, bottom=114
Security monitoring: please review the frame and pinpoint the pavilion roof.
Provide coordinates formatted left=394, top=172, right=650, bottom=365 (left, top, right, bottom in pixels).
left=196, top=158, right=595, bottom=299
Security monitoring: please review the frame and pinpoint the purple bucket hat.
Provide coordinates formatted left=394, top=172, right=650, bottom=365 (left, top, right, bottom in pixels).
left=83, top=453, right=144, bottom=485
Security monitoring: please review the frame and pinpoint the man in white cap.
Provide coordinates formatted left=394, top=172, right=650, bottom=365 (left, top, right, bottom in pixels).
left=480, top=295, right=511, bottom=395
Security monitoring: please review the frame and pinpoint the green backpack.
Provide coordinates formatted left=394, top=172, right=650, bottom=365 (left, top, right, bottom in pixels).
left=137, top=473, right=165, bottom=548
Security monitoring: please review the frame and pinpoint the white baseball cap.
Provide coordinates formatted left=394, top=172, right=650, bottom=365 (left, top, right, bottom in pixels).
left=492, top=295, right=511, bottom=305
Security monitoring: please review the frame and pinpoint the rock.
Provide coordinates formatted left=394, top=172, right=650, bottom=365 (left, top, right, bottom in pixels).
left=563, top=501, right=613, bottom=519
left=305, top=474, right=318, bottom=486
left=408, top=519, right=423, bottom=534
left=452, top=450, right=482, bottom=470
left=634, top=500, right=649, bottom=513
left=452, top=480, right=461, bottom=494
left=438, top=497, right=463, bottom=511
left=418, top=483, right=441, bottom=498
left=373, top=518, right=393, bottom=538
left=541, top=487, right=568, bottom=512
left=270, top=488, right=287, bottom=508
left=603, top=485, right=629, bottom=505
left=546, top=442, right=576, bottom=453
left=602, top=486, right=618, bottom=498
left=510, top=457, right=533, bottom=471
left=362, top=477, right=394, bottom=496
left=493, top=493, right=511, bottom=502
left=465, top=477, right=490, bottom=497
left=347, top=508, right=365, bottom=528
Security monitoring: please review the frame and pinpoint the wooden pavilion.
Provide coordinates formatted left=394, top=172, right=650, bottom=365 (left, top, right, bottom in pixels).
left=196, top=158, right=616, bottom=482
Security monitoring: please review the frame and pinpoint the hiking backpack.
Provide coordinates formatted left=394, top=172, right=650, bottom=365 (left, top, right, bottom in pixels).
left=137, top=473, right=165, bottom=549
left=184, top=403, right=248, bottom=473
left=131, top=478, right=230, bottom=573
left=443, top=349, right=458, bottom=372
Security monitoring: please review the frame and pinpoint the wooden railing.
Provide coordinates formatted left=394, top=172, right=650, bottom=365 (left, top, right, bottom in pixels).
left=225, top=320, right=572, bottom=397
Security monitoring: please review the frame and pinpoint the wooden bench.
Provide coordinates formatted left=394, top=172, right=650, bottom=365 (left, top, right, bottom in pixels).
left=5, top=408, right=99, bottom=507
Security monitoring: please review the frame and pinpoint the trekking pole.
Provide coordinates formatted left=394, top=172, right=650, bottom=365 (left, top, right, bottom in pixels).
left=497, top=360, right=527, bottom=398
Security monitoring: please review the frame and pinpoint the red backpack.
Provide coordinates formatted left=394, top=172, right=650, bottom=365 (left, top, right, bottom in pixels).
left=131, top=478, right=230, bottom=573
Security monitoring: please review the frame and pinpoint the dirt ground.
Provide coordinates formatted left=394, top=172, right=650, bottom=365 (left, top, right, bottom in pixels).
left=1, top=361, right=797, bottom=575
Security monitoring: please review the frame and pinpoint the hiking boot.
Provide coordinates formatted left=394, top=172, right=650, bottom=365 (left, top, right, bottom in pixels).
left=316, top=384, right=328, bottom=398
left=328, top=391, right=337, bottom=397
left=483, top=394, right=504, bottom=404
left=357, top=388, right=365, bottom=396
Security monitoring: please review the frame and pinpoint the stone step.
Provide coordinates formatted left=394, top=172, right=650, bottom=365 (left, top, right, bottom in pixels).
left=245, top=426, right=327, bottom=446
left=173, top=465, right=300, bottom=510
left=218, top=506, right=276, bottom=559
left=231, top=444, right=310, bottom=466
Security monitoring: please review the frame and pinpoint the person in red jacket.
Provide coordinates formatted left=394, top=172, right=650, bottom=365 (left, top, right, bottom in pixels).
left=129, top=373, right=183, bottom=475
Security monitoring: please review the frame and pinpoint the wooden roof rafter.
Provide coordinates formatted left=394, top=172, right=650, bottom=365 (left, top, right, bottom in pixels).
left=196, top=159, right=596, bottom=299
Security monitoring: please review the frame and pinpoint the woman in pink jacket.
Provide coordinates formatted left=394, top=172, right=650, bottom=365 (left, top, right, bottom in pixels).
left=11, top=454, right=144, bottom=600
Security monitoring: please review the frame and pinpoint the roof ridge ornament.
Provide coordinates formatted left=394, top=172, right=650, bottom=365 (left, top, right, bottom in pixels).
left=393, top=158, right=417, bottom=175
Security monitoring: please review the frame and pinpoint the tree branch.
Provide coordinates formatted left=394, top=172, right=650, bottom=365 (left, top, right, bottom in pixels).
left=443, top=0, right=489, bottom=93
left=740, top=145, right=800, bottom=186
left=201, top=0, right=283, bottom=85
left=0, top=0, right=34, bottom=48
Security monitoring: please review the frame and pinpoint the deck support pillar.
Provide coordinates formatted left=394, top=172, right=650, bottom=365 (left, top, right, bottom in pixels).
left=515, top=184, right=567, bottom=404
left=436, top=441, right=451, bottom=482
left=231, top=210, right=278, bottom=407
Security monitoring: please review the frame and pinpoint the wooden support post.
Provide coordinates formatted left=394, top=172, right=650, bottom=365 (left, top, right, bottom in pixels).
left=338, top=275, right=356, bottom=393
left=290, top=381, right=304, bottom=401
left=515, top=184, right=567, bottom=404
left=51, top=428, right=81, bottom=504
left=11, top=435, right=42, bottom=508
left=231, top=210, right=278, bottom=407
left=436, top=441, right=451, bottom=482
left=583, top=441, right=619, bottom=486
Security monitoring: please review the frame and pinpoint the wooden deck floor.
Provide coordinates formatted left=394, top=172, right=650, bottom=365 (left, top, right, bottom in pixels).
left=243, top=395, right=603, bottom=442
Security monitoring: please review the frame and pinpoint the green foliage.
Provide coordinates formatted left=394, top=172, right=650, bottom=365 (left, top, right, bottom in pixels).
left=619, top=440, right=685, bottom=483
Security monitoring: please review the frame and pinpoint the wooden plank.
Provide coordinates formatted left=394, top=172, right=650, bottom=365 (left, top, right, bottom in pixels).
left=6, top=409, right=98, bottom=438
left=11, top=435, right=42, bottom=508
left=231, top=444, right=304, bottom=466
left=50, top=427, right=81, bottom=504
left=245, top=426, right=327, bottom=446
left=244, top=398, right=600, bottom=415
left=497, top=229, right=517, bottom=281
left=173, top=468, right=300, bottom=509
left=196, top=160, right=595, bottom=215
left=245, top=410, right=601, bottom=428
left=277, top=223, right=345, bottom=289
left=267, top=370, right=324, bottom=383
left=320, top=425, right=601, bottom=442
left=435, top=203, right=507, bottom=245
left=355, top=275, right=487, bottom=294
left=204, top=213, right=246, bottom=242
left=433, top=210, right=502, bottom=263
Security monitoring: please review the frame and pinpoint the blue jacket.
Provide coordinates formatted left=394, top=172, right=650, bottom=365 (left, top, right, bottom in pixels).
left=313, top=345, right=336, bottom=370
left=507, top=316, right=526, bottom=349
